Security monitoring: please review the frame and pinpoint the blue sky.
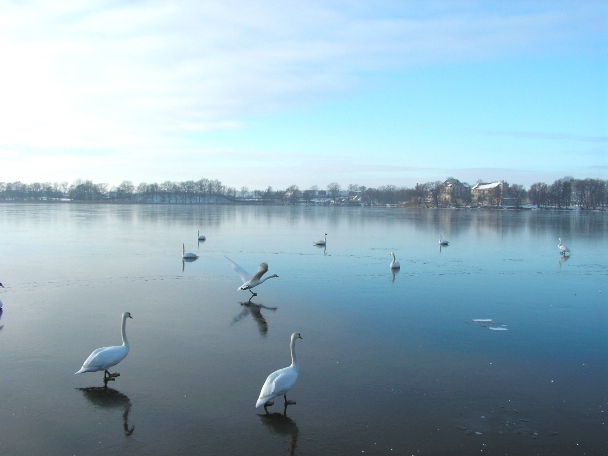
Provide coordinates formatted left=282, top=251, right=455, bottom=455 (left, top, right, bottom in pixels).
left=0, top=0, right=606, bottom=191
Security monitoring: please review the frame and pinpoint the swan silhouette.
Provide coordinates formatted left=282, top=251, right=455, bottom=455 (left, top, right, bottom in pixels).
left=77, top=386, right=135, bottom=436
left=225, top=257, right=279, bottom=298
left=182, top=244, right=198, bottom=259
left=439, top=235, right=449, bottom=246
left=231, top=301, right=278, bottom=337
left=313, top=233, right=327, bottom=246
left=256, top=332, right=302, bottom=414
left=558, top=238, right=570, bottom=256
left=390, top=252, right=400, bottom=269
left=259, top=412, right=299, bottom=453
left=75, top=312, right=132, bottom=384
left=198, top=230, right=206, bottom=241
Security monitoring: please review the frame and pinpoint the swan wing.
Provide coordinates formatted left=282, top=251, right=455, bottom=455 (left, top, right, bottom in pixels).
left=77, top=345, right=128, bottom=373
left=251, top=262, right=269, bottom=281
left=225, top=256, right=252, bottom=283
left=256, top=366, right=298, bottom=407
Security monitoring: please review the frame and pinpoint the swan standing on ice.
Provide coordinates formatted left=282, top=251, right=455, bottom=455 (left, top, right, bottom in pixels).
left=225, top=257, right=279, bottom=297
left=182, top=244, right=199, bottom=259
left=75, top=312, right=133, bottom=383
left=390, top=252, right=400, bottom=269
left=313, top=233, right=327, bottom=246
left=439, top=235, right=449, bottom=246
left=558, top=238, right=570, bottom=255
left=256, top=332, right=302, bottom=414
left=198, top=230, right=206, bottom=241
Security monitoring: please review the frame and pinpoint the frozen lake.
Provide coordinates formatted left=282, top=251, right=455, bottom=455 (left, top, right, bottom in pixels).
left=0, top=203, right=606, bottom=455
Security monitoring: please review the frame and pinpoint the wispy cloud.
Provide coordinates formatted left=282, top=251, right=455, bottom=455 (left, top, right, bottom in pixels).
left=1, top=1, right=602, bottom=145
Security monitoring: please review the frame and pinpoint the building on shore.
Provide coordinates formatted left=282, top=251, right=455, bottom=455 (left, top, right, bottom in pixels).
left=471, top=181, right=515, bottom=207
left=440, top=178, right=471, bottom=206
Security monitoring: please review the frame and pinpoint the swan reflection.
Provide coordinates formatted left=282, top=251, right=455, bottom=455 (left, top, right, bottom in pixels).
left=231, top=300, right=277, bottom=337
left=390, top=268, right=400, bottom=283
left=77, top=386, right=135, bottom=436
left=558, top=255, right=570, bottom=269
left=258, top=412, right=299, bottom=456
left=182, top=257, right=197, bottom=272
left=0, top=308, right=3, bottom=331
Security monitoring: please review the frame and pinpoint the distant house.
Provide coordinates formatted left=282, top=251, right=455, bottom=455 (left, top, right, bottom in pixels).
left=283, top=189, right=302, bottom=203
left=471, top=181, right=514, bottom=206
left=440, top=178, right=471, bottom=205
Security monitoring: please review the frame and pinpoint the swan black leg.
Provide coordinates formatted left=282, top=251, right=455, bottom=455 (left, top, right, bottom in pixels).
left=103, top=370, right=120, bottom=384
left=263, top=401, right=274, bottom=414
left=283, top=394, right=296, bottom=414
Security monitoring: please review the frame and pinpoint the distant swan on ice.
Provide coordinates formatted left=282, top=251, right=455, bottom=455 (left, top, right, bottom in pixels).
left=256, top=332, right=302, bottom=414
left=558, top=238, right=570, bottom=256
left=75, top=312, right=133, bottom=384
left=313, top=233, right=327, bottom=246
left=390, top=252, right=400, bottom=269
left=198, top=230, right=206, bottom=241
left=225, top=257, right=279, bottom=297
left=182, top=243, right=198, bottom=259
left=439, top=235, right=449, bottom=246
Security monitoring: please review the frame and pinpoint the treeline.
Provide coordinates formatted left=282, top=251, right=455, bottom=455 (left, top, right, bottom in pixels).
left=0, top=176, right=606, bottom=209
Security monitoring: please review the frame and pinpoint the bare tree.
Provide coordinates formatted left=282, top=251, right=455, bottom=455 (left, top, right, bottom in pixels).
left=327, top=182, right=341, bottom=200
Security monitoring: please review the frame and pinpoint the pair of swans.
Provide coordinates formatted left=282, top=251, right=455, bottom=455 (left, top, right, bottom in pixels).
left=76, top=312, right=133, bottom=384
left=223, top=259, right=300, bottom=413
left=184, top=231, right=205, bottom=259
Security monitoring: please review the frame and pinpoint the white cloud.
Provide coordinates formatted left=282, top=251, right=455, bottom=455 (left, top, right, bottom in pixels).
left=0, top=0, right=604, bottom=187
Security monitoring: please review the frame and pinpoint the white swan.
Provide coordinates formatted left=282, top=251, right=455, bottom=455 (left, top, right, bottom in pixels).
left=558, top=238, right=570, bottom=255
left=256, top=332, right=302, bottom=414
left=313, top=233, right=327, bottom=246
left=182, top=243, right=198, bottom=259
left=390, top=252, right=400, bottom=269
left=198, top=230, right=206, bottom=241
left=225, top=257, right=279, bottom=297
left=439, top=235, right=449, bottom=246
left=0, top=282, right=4, bottom=309
left=76, top=312, right=133, bottom=383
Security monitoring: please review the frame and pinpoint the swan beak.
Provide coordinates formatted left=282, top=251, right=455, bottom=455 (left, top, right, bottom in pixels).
left=298, top=334, right=303, bottom=339
left=128, top=314, right=133, bottom=319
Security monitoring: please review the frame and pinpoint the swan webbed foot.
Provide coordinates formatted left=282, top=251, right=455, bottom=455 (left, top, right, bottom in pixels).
left=103, top=371, right=120, bottom=384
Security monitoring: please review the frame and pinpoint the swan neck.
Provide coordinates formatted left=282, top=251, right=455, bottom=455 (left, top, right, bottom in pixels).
left=121, top=314, right=129, bottom=347
left=290, top=336, right=298, bottom=368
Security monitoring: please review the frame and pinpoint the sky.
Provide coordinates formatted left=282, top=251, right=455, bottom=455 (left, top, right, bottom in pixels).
left=0, top=0, right=606, bottom=191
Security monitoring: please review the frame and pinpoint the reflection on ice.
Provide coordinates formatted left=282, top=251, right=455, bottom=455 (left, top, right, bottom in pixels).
left=231, top=301, right=277, bottom=337
left=390, top=268, right=399, bottom=283
left=558, top=255, right=570, bottom=269
left=77, top=386, right=135, bottom=436
left=182, top=257, right=198, bottom=272
left=258, top=412, right=299, bottom=456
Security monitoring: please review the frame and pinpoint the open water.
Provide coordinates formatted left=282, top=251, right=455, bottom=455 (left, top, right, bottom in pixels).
left=0, top=203, right=606, bottom=455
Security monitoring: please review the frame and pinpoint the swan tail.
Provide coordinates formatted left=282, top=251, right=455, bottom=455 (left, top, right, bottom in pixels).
left=256, top=396, right=272, bottom=408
